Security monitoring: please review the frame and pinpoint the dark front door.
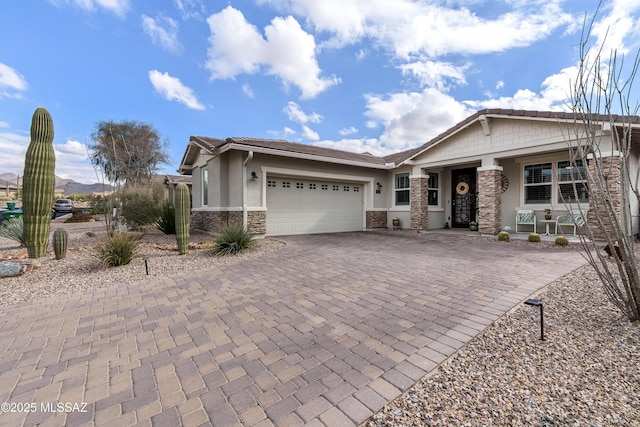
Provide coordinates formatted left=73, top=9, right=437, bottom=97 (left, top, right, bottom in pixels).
left=451, top=168, right=477, bottom=228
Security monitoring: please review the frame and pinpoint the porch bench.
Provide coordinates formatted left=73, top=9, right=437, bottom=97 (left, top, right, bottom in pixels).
left=556, top=210, right=587, bottom=235
left=515, top=209, right=537, bottom=233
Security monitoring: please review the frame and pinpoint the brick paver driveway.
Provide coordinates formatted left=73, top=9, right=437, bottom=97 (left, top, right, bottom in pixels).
left=0, top=231, right=586, bottom=426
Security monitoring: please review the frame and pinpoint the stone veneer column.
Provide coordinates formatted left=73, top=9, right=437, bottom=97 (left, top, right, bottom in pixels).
left=410, top=176, right=429, bottom=230
left=247, top=210, right=266, bottom=234
left=587, top=154, right=622, bottom=239
left=477, top=167, right=502, bottom=235
left=366, top=211, right=387, bottom=228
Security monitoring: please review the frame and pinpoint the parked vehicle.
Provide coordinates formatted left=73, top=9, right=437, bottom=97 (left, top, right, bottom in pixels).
left=53, top=198, right=74, bottom=212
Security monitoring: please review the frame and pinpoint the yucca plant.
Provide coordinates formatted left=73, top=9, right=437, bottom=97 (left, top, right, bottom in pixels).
left=497, top=231, right=510, bottom=242
left=555, top=235, right=569, bottom=247
left=95, top=232, right=141, bottom=267
left=528, top=232, right=541, bottom=243
left=211, top=223, right=253, bottom=256
left=0, top=217, right=26, bottom=247
left=154, top=200, right=175, bottom=235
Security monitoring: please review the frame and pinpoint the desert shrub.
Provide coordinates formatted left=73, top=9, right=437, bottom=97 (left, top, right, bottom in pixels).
left=528, top=232, right=541, bottom=243
left=64, top=210, right=94, bottom=223
left=95, top=232, right=141, bottom=267
left=211, top=223, right=253, bottom=256
left=121, top=188, right=161, bottom=230
left=497, top=231, right=510, bottom=242
left=555, top=235, right=569, bottom=247
left=154, top=200, right=175, bottom=235
left=0, top=217, right=25, bottom=247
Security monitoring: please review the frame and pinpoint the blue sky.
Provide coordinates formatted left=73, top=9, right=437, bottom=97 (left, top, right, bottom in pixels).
left=1, top=0, right=639, bottom=183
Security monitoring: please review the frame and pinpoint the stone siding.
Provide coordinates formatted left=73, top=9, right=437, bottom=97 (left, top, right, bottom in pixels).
left=191, top=210, right=230, bottom=233
left=366, top=211, right=387, bottom=229
left=410, top=177, right=429, bottom=230
left=248, top=211, right=266, bottom=234
left=588, top=155, right=622, bottom=239
left=477, top=169, right=502, bottom=235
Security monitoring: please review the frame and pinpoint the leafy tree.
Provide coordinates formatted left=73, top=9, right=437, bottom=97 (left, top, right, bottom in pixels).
left=564, top=5, right=640, bottom=321
left=89, top=120, right=169, bottom=187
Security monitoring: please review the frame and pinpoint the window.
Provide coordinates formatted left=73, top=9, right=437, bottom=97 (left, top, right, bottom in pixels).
left=296, top=182, right=304, bottom=189
left=267, top=180, right=276, bottom=188
left=309, top=183, right=316, bottom=190
left=558, top=160, right=588, bottom=203
left=343, top=186, right=349, bottom=192
left=202, top=168, right=208, bottom=206
left=524, top=163, right=552, bottom=204
left=321, top=184, right=328, bottom=190
left=282, top=181, right=290, bottom=188
left=333, top=185, right=339, bottom=191
left=395, top=173, right=410, bottom=206
left=427, top=173, right=439, bottom=206
left=353, top=186, right=360, bottom=192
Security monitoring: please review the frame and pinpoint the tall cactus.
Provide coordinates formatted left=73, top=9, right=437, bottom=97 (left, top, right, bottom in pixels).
left=174, top=183, right=190, bottom=255
left=53, top=228, right=68, bottom=260
left=23, top=107, right=56, bottom=258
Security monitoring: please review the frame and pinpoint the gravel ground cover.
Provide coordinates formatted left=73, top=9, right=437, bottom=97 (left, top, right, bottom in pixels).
left=367, top=251, right=640, bottom=426
left=0, top=219, right=284, bottom=307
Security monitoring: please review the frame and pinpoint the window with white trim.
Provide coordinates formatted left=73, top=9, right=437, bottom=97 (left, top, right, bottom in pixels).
left=558, top=160, right=588, bottom=203
left=395, top=173, right=410, bottom=206
left=524, top=163, right=552, bottom=204
left=427, top=173, right=439, bottom=206
left=202, top=168, right=208, bottom=206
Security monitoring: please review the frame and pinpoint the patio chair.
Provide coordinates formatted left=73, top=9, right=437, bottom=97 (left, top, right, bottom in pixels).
left=556, top=210, right=587, bottom=235
left=515, top=209, right=536, bottom=233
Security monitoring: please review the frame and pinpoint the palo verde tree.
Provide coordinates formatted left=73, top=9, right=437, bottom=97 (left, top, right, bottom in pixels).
left=89, top=120, right=169, bottom=187
left=563, top=5, right=640, bottom=321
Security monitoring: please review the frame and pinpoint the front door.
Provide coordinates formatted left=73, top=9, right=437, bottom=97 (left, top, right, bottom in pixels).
left=451, top=168, right=477, bottom=228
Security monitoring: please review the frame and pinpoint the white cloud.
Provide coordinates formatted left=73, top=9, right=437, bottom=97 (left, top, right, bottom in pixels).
left=339, top=126, right=357, bottom=136
left=0, top=132, right=96, bottom=184
left=142, top=15, right=181, bottom=53
left=242, top=83, right=255, bottom=98
left=174, top=0, right=207, bottom=20
left=284, top=101, right=323, bottom=124
left=496, top=80, right=505, bottom=90
left=301, top=125, right=320, bottom=141
left=205, top=6, right=339, bottom=99
left=364, top=88, right=474, bottom=150
left=0, top=63, right=28, bottom=98
left=283, top=127, right=296, bottom=135
left=149, top=70, right=205, bottom=110
left=48, top=0, right=130, bottom=16
left=0, top=121, right=10, bottom=129
left=399, top=60, right=468, bottom=91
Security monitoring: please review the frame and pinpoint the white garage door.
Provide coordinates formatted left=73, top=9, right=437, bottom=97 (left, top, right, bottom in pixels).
left=266, top=177, right=364, bottom=236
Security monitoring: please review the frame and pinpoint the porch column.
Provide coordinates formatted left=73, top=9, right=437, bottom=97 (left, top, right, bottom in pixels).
left=587, top=153, right=622, bottom=239
left=477, top=166, right=502, bottom=234
left=410, top=175, right=429, bottom=230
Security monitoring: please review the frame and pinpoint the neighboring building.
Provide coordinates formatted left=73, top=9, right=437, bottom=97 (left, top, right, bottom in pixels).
left=178, top=109, right=640, bottom=237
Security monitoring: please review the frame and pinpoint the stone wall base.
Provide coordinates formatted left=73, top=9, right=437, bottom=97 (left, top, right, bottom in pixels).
left=191, top=210, right=265, bottom=234
left=366, top=211, right=387, bottom=228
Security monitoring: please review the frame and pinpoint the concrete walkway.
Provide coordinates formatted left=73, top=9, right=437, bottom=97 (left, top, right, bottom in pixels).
left=0, top=231, right=586, bottom=426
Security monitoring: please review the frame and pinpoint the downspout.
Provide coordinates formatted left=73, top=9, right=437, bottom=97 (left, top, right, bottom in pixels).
left=242, top=151, right=254, bottom=230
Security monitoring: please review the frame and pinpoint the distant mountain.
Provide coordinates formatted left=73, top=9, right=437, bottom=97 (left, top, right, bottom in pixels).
left=0, top=173, right=114, bottom=195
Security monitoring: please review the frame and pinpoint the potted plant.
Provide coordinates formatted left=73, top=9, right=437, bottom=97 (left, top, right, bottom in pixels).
left=544, top=208, right=552, bottom=220
left=469, top=221, right=478, bottom=231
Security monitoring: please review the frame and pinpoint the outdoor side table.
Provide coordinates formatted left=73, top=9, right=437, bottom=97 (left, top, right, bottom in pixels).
left=538, top=219, right=557, bottom=235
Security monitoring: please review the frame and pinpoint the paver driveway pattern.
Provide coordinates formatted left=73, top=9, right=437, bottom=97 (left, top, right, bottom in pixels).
left=0, top=231, right=586, bottom=426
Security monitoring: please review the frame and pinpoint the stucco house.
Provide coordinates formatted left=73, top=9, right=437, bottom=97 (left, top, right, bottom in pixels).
left=178, top=109, right=640, bottom=237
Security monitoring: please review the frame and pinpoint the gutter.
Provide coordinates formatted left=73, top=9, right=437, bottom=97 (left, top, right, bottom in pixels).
left=242, top=151, right=254, bottom=230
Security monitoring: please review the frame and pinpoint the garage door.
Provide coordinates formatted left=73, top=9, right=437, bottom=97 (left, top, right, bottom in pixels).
left=266, top=177, right=364, bottom=236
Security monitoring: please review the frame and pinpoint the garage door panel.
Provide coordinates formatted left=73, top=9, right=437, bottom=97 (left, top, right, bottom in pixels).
left=266, top=178, right=363, bottom=236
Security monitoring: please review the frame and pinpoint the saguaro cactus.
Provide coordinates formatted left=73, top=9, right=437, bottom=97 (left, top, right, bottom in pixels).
left=53, top=228, right=68, bottom=260
left=174, top=183, right=190, bottom=255
left=23, top=107, right=56, bottom=258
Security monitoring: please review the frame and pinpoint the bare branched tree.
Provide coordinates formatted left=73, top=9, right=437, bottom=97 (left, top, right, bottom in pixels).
left=89, top=120, right=169, bottom=187
left=563, top=6, right=640, bottom=321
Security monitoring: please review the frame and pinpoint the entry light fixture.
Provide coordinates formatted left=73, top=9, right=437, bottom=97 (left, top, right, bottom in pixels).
left=377, top=182, right=383, bottom=189
left=524, top=298, right=544, bottom=340
left=251, top=171, right=258, bottom=180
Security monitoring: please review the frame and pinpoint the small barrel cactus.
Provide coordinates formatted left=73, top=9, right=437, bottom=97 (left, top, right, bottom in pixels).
left=555, top=235, right=569, bottom=247
left=497, top=231, right=510, bottom=242
left=174, top=183, right=190, bottom=255
left=529, top=232, right=541, bottom=243
left=23, top=107, right=56, bottom=258
left=53, top=228, right=68, bottom=259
